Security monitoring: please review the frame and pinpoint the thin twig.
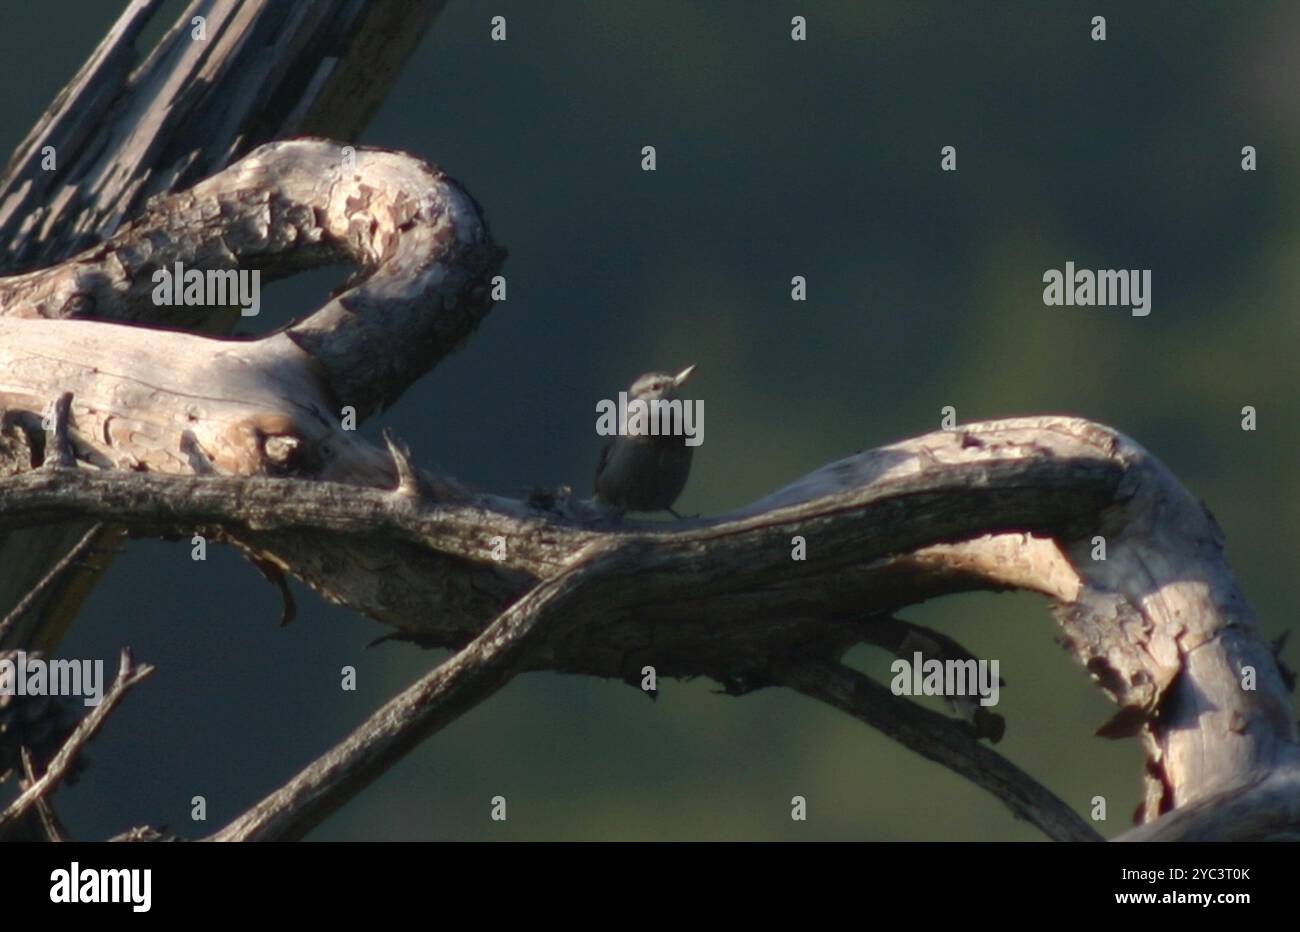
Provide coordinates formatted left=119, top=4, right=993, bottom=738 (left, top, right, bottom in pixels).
left=0, top=648, right=154, bottom=836
left=20, top=747, right=69, bottom=842
left=770, top=657, right=1103, bottom=842
left=0, top=522, right=106, bottom=642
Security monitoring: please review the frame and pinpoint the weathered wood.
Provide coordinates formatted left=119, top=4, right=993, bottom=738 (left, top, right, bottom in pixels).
left=0, top=140, right=501, bottom=493
left=1, top=1, right=1292, bottom=842
left=0, top=0, right=448, bottom=652
left=209, top=540, right=619, bottom=842
left=0, top=406, right=1292, bottom=838
left=0, top=0, right=447, bottom=272
left=772, top=658, right=1101, bottom=842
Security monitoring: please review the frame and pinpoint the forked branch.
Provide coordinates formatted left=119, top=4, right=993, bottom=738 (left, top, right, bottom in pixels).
left=0, top=134, right=1291, bottom=841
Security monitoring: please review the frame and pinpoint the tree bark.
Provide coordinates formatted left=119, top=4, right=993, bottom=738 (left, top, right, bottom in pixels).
left=1, top=0, right=1294, bottom=842
left=0, top=0, right=448, bottom=652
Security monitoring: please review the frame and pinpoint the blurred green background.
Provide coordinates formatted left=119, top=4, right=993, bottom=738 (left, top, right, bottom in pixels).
left=2, top=0, right=1296, bottom=840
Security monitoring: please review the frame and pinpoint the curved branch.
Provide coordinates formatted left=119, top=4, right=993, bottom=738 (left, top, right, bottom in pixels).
left=771, top=658, right=1102, bottom=842
left=0, top=115, right=1288, bottom=837
left=0, top=0, right=448, bottom=273
left=1116, top=759, right=1300, bottom=841
left=0, top=141, right=503, bottom=649
left=1, top=139, right=504, bottom=417
left=0, top=415, right=1290, bottom=837
left=0, top=0, right=453, bottom=659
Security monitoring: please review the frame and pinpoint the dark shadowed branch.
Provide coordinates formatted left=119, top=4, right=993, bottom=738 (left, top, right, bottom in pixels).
left=0, top=649, right=154, bottom=839
left=771, top=658, right=1102, bottom=842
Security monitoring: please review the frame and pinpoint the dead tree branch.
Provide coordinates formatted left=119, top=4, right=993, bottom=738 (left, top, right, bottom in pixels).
left=771, top=658, right=1102, bottom=842
left=0, top=409, right=1292, bottom=838
left=20, top=748, right=70, bottom=843
left=0, top=649, right=154, bottom=838
left=208, top=542, right=619, bottom=842
left=0, top=85, right=1291, bottom=837
left=0, top=522, right=104, bottom=643
left=0, top=0, right=450, bottom=656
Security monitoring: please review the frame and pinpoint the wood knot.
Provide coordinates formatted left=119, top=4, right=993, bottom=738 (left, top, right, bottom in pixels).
left=252, top=413, right=307, bottom=475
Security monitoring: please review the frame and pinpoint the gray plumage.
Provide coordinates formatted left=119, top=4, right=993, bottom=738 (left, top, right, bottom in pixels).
left=594, top=365, right=696, bottom=514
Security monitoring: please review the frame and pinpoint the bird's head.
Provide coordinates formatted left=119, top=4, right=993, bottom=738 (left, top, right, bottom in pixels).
left=628, top=364, right=696, bottom=401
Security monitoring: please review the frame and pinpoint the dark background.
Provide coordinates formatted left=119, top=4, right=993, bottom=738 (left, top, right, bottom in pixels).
left=1, top=1, right=1296, bottom=840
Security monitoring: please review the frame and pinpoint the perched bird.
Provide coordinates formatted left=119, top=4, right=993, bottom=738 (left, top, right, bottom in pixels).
left=594, top=365, right=697, bottom=516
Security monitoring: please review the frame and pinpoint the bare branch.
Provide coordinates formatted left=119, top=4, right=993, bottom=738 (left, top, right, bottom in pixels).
left=855, top=615, right=1007, bottom=742
left=0, top=0, right=454, bottom=664
left=771, top=658, right=1102, bottom=842
left=20, top=747, right=69, bottom=842
left=0, top=123, right=1291, bottom=852
left=0, top=0, right=450, bottom=272
left=0, top=522, right=106, bottom=643
left=0, top=649, right=154, bottom=837
left=0, top=414, right=1289, bottom=837
left=1116, top=760, right=1300, bottom=841
left=208, top=542, right=620, bottom=842
left=0, top=415, right=1290, bottom=836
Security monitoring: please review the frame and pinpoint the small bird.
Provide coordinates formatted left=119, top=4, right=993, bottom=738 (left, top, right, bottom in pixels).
left=594, top=365, right=697, bottom=516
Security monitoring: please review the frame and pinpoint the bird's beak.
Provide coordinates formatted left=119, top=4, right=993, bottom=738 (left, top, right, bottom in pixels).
left=673, top=364, right=697, bottom=387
